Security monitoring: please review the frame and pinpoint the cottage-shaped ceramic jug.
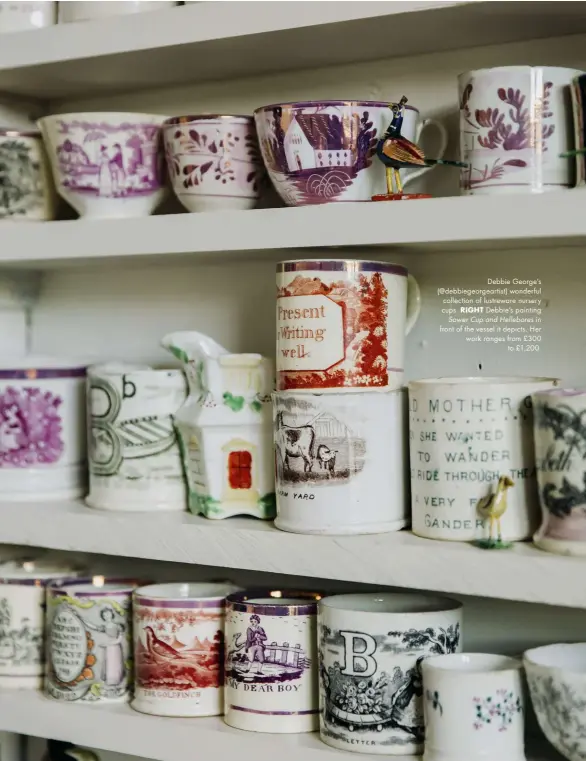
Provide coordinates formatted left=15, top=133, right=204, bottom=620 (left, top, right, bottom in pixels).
left=162, top=331, right=275, bottom=520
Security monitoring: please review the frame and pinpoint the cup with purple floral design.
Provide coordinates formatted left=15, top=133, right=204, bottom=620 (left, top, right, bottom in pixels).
left=162, top=115, right=266, bottom=213
left=422, top=653, right=525, bottom=761
left=38, top=112, right=169, bottom=219
left=458, top=66, right=583, bottom=195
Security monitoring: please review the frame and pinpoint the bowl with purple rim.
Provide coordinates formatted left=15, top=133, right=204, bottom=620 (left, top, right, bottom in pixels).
left=38, top=112, right=169, bottom=219
left=162, top=114, right=266, bottom=213
left=253, top=99, right=444, bottom=206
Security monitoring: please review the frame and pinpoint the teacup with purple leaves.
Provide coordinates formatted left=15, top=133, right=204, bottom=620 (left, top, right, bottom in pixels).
left=163, top=115, right=266, bottom=213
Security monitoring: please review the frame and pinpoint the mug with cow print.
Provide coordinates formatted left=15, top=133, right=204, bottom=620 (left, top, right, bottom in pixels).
left=276, top=259, right=421, bottom=392
left=273, top=388, right=409, bottom=534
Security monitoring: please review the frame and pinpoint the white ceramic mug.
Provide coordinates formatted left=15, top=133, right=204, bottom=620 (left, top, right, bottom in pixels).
left=532, top=388, right=586, bottom=556
left=318, top=592, right=462, bottom=755
left=0, top=357, right=87, bottom=500
left=459, top=66, right=582, bottom=195
left=46, top=577, right=141, bottom=703
left=276, top=259, right=421, bottom=392
left=254, top=100, right=447, bottom=206
left=409, top=376, right=559, bottom=544
left=273, top=388, right=409, bottom=535
left=0, top=130, right=56, bottom=221
left=422, top=653, right=525, bottom=761
left=224, top=589, right=322, bottom=733
left=87, top=363, right=187, bottom=512
left=132, top=582, right=236, bottom=717
left=0, top=559, right=82, bottom=689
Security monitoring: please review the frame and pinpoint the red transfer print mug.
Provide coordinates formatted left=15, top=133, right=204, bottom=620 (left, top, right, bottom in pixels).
left=276, top=259, right=420, bottom=392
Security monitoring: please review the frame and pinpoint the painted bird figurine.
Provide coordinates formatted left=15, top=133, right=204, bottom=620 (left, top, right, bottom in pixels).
left=376, top=95, right=467, bottom=196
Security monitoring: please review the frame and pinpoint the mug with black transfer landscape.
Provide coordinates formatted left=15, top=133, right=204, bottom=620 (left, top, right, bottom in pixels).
left=273, top=388, right=409, bottom=534
left=46, top=577, right=142, bottom=703
left=318, top=592, right=462, bottom=755
left=224, top=589, right=323, bottom=733
left=276, top=259, right=421, bottom=392
left=0, top=558, right=82, bottom=689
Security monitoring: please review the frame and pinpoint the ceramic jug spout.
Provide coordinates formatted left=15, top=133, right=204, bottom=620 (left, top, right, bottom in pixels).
left=161, top=331, right=228, bottom=365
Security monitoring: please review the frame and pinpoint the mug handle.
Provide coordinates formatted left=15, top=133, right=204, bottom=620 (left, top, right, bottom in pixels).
left=406, top=274, right=421, bottom=335
left=402, top=118, right=449, bottom=187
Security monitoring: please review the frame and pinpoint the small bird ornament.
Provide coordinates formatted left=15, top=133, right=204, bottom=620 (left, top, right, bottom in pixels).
left=372, top=95, right=467, bottom=201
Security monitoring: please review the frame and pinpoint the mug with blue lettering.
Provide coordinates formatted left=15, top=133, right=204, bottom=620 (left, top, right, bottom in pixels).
left=318, top=592, right=462, bottom=755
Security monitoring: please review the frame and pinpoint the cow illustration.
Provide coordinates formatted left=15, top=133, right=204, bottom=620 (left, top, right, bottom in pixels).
left=316, top=445, right=337, bottom=476
left=275, top=412, right=315, bottom=473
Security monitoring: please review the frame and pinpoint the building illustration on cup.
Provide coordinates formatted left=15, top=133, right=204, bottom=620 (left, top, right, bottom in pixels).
left=276, top=259, right=420, bottom=392
left=224, top=590, right=322, bottom=733
left=46, top=578, right=139, bottom=702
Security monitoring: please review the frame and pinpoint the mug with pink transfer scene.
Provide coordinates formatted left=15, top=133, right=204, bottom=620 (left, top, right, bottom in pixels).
left=276, top=259, right=421, bottom=392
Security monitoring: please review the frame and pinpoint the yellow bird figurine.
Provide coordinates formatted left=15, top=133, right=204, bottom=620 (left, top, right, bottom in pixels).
left=473, top=475, right=515, bottom=549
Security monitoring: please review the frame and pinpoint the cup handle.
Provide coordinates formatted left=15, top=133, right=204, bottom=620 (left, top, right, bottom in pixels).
left=402, top=118, right=449, bottom=187
left=406, top=274, right=421, bottom=335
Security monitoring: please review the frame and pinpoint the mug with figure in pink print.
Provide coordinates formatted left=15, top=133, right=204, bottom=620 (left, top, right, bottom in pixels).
left=459, top=66, right=583, bottom=194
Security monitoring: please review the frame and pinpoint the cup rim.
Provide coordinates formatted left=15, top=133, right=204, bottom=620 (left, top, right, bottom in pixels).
left=0, top=356, right=88, bottom=379
left=409, top=376, right=559, bottom=387
left=163, top=115, right=253, bottom=126
left=0, top=129, right=41, bottom=138
left=422, top=652, right=522, bottom=674
left=0, top=560, right=83, bottom=585
left=48, top=576, right=145, bottom=595
left=319, top=592, right=462, bottom=615
left=524, top=642, right=586, bottom=672
left=458, top=66, right=585, bottom=79
left=88, top=363, right=184, bottom=378
left=277, top=259, right=408, bottom=277
left=533, top=387, right=586, bottom=397
left=227, top=589, right=324, bottom=615
left=253, top=100, right=420, bottom=114
left=134, top=582, right=235, bottom=603
left=38, top=112, right=169, bottom=126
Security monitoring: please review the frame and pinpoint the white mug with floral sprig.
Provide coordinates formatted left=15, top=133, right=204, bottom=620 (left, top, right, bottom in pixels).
left=422, top=653, right=525, bottom=761
left=458, top=66, right=583, bottom=194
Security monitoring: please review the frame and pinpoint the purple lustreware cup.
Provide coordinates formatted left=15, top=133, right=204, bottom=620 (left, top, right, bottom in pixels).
left=253, top=99, right=447, bottom=206
left=38, top=112, right=169, bottom=219
left=162, top=114, right=266, bottom=213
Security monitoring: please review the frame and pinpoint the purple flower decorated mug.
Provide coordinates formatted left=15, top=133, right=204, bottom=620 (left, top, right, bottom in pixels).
left=254, top=100, right=447, bottom=206
left=459, top=66, right=583, bottom=195
left=38, top=112, right=168, bottom=219
left=0, top=357, right=87, bottom=501
left=163, top=115, right=266, bottom=213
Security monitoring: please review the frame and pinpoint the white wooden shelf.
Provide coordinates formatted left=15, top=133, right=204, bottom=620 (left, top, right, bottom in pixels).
left=0, top=689, right=562, bottom=761
left=2, top=499, right=585, bottom=609
left=0, top=1, right=584, bottom=99
left=1, top=192, right=586, bottom=268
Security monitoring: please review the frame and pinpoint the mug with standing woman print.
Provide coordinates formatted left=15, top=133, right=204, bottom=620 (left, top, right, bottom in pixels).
left=46, top=577, right=142, bottom=703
